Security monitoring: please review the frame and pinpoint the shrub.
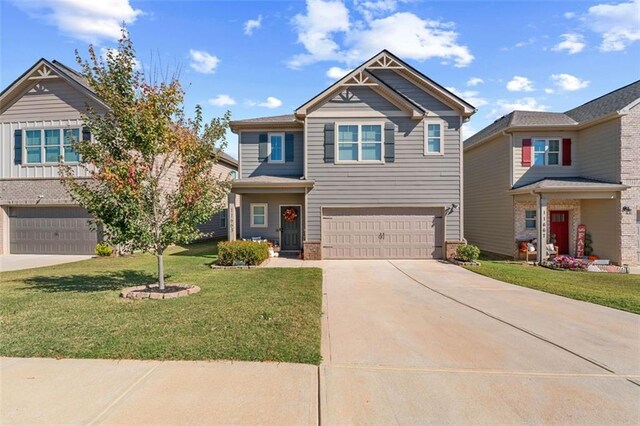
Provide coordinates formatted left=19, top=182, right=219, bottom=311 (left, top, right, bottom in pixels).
left=95, top=243, right=113, bottom=257
left=455, top=244, right=480, bottom=262
left=217, top=241, right=269, bottom=266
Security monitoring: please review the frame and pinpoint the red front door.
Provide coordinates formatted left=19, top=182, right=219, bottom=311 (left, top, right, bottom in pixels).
left=550, top=211, right=569, bottom=255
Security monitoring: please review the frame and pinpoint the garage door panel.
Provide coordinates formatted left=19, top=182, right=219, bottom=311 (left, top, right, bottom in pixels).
left=9, top=207, right=97, bottom=255
left=322, top=207, right=443, bottom=259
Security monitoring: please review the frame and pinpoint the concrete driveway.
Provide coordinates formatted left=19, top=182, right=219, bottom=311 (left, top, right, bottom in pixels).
left=0, top=254, right=93, bottom=273
left=320, top=260, right=640, bottom=424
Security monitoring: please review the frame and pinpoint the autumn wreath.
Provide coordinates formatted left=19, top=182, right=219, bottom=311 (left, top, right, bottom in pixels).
left=283, top=208, right=298, bottom=223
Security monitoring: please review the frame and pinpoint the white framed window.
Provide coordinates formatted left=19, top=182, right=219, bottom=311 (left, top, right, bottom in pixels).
left=24, top=128, right=81, bottom=164
left=336, top=123, right=383, bottom=163
left=250, top=203, right=268, bottom=228
left=533, top=138, right=561, bottom=166
left=220, top=208, right=227, bottom=228
left=525, top=210, right=537, bottom=229
left=424, top=120, right=444, bottom=155
left=268, top=133, right=284, bottom=163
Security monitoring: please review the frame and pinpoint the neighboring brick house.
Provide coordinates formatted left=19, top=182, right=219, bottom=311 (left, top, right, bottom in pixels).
left=0, top=58, right=237, bottom=255
left=229, top=50, right=476, bottom=259
left=464, top=81, right=640, bottom=265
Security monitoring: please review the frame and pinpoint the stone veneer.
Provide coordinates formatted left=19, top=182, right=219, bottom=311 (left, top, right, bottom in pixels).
left=303, top=241, right=322, bottom=260
left=514, top=199, right=581, bottom=256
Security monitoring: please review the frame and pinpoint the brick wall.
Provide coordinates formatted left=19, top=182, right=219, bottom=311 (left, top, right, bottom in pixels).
left=620, top=105, right=640, bottom=266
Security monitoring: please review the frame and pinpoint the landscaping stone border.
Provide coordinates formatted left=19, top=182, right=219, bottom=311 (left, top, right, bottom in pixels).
left=449, top=259, right=481, bottom=267
left=210, top=259, right=270, bottom=269
left=120, top=284, right=200, bottom=300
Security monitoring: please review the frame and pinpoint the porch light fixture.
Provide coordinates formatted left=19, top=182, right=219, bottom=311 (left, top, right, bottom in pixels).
left=446, top=203, right=459, bottom=216
left=622, top=206, right=632, bottom=214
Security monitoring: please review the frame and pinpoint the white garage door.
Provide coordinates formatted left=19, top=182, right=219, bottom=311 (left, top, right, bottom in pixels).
left=322, top=207, right=443, bottom=259
left=9, top=207, right=98, bottom=255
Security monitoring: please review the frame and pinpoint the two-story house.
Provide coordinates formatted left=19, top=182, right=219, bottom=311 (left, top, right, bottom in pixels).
left=228, top=50, right=476, bottom=260
left=464, top=81, right=640, bottom=265
left=0, top=58, right=237, bottom=255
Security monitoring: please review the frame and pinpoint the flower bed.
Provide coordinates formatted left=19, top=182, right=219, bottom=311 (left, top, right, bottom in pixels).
left=540, top=255, right=588, bottom=271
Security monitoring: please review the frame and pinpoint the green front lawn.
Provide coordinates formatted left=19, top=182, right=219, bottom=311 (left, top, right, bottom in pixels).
left=464, top=259, right=640, bottom=314
left=0, top=243, right=323, bottom=364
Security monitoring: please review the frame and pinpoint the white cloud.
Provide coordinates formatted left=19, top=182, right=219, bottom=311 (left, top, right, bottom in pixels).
left=551, top=73, right=590, bottom=91
left=506, top=76, right=535, bottom=92
left=189, top=49, right=220, bottom=74
left=544, top=88, right=555, bottom=94
left=208, top=94, right=236, bottom=107
left=461, top=123, right=479, bottom=140
left=584, top=0, right=640, bottom=51
left=445, top=87, right=487, bottom=108
left=466, top=77, right=484, bottom=87
left=244, top=15, right=262, bottom=35
left=289, top=0, right=473, bottom=69
left=564, top=11, right=576, bottom=19
left=354, top=0, right=398, bottom=21
left=10, top=0, right=142, bottom=42
left=487, top=97, right=549, bottom=120
left=552, top=33, right=586, bottom=54
left=326, top=66, right=351, bottom=79
left=248, top=96, right=283, bottom=109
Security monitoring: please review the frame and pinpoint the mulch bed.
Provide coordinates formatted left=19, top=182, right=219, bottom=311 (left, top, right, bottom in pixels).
left=120, top=284, right=200, bottom=300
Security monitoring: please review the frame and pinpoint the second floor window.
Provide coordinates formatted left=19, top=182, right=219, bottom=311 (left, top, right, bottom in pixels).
left=533, top=139, right=560, bottom=166
left=24, top=128, right=81, bottom=164
left=269, top=133, right=284, bottom=163
left=337, top=124, right=383, bottom=162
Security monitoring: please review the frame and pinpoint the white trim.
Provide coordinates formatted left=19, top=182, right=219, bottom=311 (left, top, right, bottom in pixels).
left=458, top=115, right=464, bottom=241
left=267, top=132, right=285, bottom=163
left=423, top=118, right=445, bottom=155
left=278, top=204, right=303, bottom=250
left=250, top=203, right=268, bottom=228
left=334, top=121, right=385, bottom=164
left=237, top=131, right=243, bottom=178
left=307, top=110, right=463, bottom=118
left=303, top=118, right=308, bottom=179
left=531, top=137, right=562, bottom=167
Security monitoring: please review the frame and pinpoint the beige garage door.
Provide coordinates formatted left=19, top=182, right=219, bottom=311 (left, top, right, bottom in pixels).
left=322, top=207, right=443, bottom=259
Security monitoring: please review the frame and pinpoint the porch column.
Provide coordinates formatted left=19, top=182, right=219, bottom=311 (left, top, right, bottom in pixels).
left=227, top=193, right=237, bottom=241
left=537, top=194, right=548, bottom=262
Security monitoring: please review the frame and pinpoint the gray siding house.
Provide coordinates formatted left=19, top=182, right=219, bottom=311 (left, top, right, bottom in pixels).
left=464, top=81, right=640, bottom=266
left=0, top=59, right=237, bottom=255
left=229, top=51, right=476, bottom=259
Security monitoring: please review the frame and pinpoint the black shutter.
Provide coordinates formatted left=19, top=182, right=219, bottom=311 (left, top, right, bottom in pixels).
left=324, top=123, right=335, bottom=163
left=82, top=127, right=91, bottom=141
left=384, top=122, right=395, bottom=163
left=285, top=133, right=294, bottom=162
left=14, top=129, right=22, bottom=165
left=258, top=133, right=268, bottom=161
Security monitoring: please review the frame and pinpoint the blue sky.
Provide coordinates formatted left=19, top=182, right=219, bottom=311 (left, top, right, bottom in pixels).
left=2, top=0, right=639, bottom=157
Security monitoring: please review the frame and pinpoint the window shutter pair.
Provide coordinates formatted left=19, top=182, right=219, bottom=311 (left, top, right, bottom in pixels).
left=521, top=137, right=572, bottom=166
left=258, top=133, right=294, bottom=162
left=323, top=122, right=395, bottom=162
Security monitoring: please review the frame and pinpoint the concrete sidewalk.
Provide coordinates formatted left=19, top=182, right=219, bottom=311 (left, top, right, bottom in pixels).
left=1, top=358, right=318, bottom=425
left=0, top=255, right=93, bottom=273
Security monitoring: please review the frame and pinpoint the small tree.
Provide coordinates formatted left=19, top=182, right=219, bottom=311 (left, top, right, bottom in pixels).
left=61, top=29, right=232, bottom=289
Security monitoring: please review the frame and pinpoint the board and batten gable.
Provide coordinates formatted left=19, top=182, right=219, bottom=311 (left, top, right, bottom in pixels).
left=305, top=81, right=463, bottom=242
left=308, top=86, right=401, bottom=113
left=1, top=78, right=105, bottom=179
left=239, top=131, right=304, bottom=178
left=464, top=134, right=514, bottom=257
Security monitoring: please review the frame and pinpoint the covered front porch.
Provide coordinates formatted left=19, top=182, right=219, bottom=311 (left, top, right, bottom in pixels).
left=230, top=176, right=314, bottom=252
left=510, top=178, right=628, bottom=263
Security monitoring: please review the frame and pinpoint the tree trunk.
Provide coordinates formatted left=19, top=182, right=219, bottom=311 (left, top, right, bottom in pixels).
left=157, top=250, right=165, bottom=290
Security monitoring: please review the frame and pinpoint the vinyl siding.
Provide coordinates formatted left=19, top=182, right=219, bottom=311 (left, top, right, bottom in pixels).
left=581, top=199, right=620, bottom=262
left=368, top=69, right=453, bottom=112
left=464, top=135, right=514, bottom=256
left=512, top=131, right=580, bottom=186
left=240, top=193, right=304, bottom=242
left=306, top=114, right=462, bottom=241
left=196, top=161, right=238, bottom=239
left=310, top=86, right=400, bottom=112
left=576, top=118, right=620, bottom=182
left=239, top=131, right=303, bottom=178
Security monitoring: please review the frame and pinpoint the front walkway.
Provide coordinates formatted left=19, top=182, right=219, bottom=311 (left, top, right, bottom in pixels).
left=0, top=254, right=93, bottom=272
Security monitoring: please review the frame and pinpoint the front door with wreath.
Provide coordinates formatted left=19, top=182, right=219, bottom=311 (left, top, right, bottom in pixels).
left=280, top=206, right=301, bottom=251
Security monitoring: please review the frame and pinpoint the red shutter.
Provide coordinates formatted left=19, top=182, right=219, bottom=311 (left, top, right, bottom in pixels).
left=562, top=138, right=572, bottom=166
left=522, top=138, right=532, bottom=166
